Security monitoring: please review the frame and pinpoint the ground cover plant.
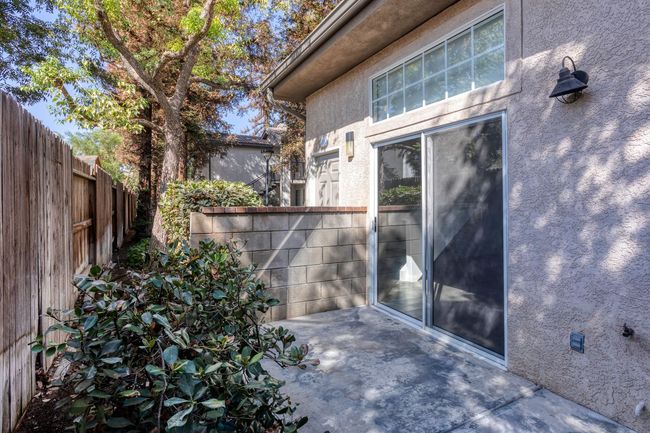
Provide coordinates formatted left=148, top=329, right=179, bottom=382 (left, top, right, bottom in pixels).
left=33, top=239, right=314, bottom=432
left=159, top=180, right=262, bottom=243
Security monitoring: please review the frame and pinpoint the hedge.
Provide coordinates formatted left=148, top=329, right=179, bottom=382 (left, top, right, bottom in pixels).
left=159, top=180, right=262, bottom=243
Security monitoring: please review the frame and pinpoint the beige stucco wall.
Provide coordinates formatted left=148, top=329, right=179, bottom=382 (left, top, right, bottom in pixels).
left=302, top=0, right=650, bottom=430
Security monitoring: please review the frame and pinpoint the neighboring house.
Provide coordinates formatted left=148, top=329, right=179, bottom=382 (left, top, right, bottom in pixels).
left=196, top=131, right=306, bottom=206
left=261, top=0, right=649, bottom=431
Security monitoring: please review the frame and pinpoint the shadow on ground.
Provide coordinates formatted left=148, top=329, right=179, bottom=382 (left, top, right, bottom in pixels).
left=265, top=307, right=636, bottom=433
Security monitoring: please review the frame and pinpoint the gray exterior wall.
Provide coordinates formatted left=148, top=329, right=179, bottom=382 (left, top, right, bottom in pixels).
left=198, top=146, right=274, bottom=184
left=301, top=0, right=650, bottom=430
left=189, top=208, right=368, bottom=320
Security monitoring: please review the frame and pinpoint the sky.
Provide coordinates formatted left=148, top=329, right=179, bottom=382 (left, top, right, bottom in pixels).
left=25, top=97, right=255, bottom=139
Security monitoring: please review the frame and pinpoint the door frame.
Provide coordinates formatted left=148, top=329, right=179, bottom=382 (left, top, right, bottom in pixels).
left=369, top=111, right=508, bottom=367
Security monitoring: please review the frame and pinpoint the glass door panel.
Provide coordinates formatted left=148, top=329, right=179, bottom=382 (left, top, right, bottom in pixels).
left=376, top=138, right=423, bottom=320
left=426, top=116, right=504, bottom=356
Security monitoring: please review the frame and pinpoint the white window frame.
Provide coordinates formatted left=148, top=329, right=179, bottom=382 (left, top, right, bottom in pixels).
left=369, top=5, right=505, bottom=124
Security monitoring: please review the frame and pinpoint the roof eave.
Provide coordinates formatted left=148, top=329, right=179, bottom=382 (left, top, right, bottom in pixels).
left=260, top=0, right=372, bottom=98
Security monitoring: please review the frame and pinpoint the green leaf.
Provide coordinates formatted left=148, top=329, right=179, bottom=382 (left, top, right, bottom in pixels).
left=31, top=343, right=44, bottom=353
left=163, top=397, right=190, bottom=407
left=118, top=389, right=140, bottom=398
left=250, top=352, right=264, bottom=364
left=106, top=417, right=132, bottom=428
left=145, top=364, right=165, bottom=377
left=100, top=357, right=122, bottom=364
left=100, top=368, right=121, bottom=379
left=205, top=408, right=225, bottom=419
left=141, top=311, right=153, bottom=325
left=45, top=346, right=57, bottom=357
left=212, top=290, right=226, bottom=300
left=74, top=379, right=93, bottom=393
left=123, top=397, right=148, bottom=407
left=122, top=323, right=144, bottom=335
left=101, top=339, right=122, bottom=355
left=89, top=265, right=102, bottom=278
left=153, top=313, right=171, bottom=329
left=88, top=389, right=112, bottom=399
left=69, top=398, right=90, bottom=415
left=83, top=315, right=98, bottom=331
left=166, top=407, right=193, bottom=428
left=200, top=399, right=225, bottom=409
left=162, top=345, right=178, bottom=366
left=204, top=362, right=224, bottom=374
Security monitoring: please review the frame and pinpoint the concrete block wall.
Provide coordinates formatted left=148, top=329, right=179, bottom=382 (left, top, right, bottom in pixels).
left=377, top=206, right=423, bottom=282
left=190, top=207, right=368, bottom=321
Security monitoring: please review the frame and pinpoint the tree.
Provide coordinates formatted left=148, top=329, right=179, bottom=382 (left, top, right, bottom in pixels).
left=67, top=129, right=138, bottom=190
left=0, top=0, right=64, bottom=101
left=91, top=0, right=256, bottom=247
left=247, top=0, right=338, bottom=167
left=25, top=0, right=262, bottom=246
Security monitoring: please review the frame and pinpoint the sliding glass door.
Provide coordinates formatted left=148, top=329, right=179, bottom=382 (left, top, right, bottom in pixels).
left=425, top=114, right=505, bottom=356
left=373, top=113, right=505, bottom=358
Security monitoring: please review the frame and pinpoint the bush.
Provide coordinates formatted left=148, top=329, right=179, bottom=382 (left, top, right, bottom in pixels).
left=35, top=240, right=315, bottom=433
left=379, top=185, right=421, bottom=205
left=126, top=238, right=150, bottom=270
left=159, top=180, right=262, bottom=243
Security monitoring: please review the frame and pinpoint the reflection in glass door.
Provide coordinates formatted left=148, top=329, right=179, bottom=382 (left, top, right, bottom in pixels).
left=426, top=115, right=505, bottom=356
left=376, top=138, right=423, bottom=320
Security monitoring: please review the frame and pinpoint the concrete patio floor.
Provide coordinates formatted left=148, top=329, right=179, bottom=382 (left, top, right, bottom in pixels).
left=266, top=307, right=636, bottom=433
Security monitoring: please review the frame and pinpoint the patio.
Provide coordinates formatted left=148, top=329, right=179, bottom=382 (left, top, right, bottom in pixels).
left=265, top=307, right=636, bottom=433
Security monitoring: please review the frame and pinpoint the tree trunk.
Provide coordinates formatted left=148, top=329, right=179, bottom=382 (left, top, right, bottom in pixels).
left=151, top=114, right=184, bottom=249
left=135, top=103, right=153, bottom=236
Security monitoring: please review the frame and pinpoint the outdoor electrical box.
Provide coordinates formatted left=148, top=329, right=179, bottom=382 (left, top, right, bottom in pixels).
left=570, top=332, right=585, bottom=353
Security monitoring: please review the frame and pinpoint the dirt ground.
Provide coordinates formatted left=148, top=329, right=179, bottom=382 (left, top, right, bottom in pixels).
left=14, top=356, right=74, bottom=433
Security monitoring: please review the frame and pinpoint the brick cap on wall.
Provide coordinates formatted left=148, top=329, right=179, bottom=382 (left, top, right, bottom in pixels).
left=201, top=206, right=368, bottom=214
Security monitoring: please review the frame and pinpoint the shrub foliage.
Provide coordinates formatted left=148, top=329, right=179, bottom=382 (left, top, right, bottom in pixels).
left=159, top=180, right=262, bottom=243
left=125, top=237, right=150, bottom=270
left=378, top=185, right=421, bottom=205
left=34, top=240, right=314, bottom=432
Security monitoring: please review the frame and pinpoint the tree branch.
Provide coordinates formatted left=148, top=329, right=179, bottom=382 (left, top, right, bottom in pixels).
left=135, top=118, right=162, bottom=133
left=190, top=77, right=254, bottom=92
left=93, top=0, right=170, bottom=113
left=154, top=0, right=217, bottom=80
left=266, top=89, right=306, bottom=122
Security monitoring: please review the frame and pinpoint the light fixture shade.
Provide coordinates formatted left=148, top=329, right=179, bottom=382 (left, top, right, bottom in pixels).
left=549, top=67, right=588, bottom=98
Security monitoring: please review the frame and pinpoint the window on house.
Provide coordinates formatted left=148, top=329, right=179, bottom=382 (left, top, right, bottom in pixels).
left=372, top=11, right=504, bottom=122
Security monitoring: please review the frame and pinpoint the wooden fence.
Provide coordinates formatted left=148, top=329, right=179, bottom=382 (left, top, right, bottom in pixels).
left=0, top=92, right=137, bottom=432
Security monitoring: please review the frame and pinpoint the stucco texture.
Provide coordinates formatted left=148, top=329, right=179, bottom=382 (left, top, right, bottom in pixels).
left=302, top=0, right=650, bottom=430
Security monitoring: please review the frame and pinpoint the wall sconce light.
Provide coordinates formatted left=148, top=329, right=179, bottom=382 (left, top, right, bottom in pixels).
left=345, top=131, right=354, bottom=158
left=549, top=56, right=589, bottom=104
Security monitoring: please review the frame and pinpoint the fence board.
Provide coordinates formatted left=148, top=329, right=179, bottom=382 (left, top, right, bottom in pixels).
left=0, top=92, right=137, bottom=432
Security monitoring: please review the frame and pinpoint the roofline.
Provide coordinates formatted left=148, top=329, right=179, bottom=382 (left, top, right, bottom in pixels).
left=260, top=0, right=373, bottom=97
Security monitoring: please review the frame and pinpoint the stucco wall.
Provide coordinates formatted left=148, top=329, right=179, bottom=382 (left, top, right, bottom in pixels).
left=302, top=0, right=650, bottom=430
left=198, top=147, right=273, bottom=184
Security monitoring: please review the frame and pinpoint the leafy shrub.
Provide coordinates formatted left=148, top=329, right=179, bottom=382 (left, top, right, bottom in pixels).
left=379, top=185, right=421, bottom=205
left=35, top=240, right=315, bottom=433
left=126, top=238, right=150, bottom=270
left=159, top=180, right=262, bottom=243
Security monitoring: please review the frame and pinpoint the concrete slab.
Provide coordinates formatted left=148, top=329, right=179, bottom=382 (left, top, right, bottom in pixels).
left=266, top=307, right=635, bottom=433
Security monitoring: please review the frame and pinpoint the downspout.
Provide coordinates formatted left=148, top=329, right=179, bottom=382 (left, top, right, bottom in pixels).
left=266, top=88, right=306, bottom=122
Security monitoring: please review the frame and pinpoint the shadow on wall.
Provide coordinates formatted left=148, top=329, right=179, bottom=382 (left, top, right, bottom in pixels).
left=505, top=1, right=650, bottom=430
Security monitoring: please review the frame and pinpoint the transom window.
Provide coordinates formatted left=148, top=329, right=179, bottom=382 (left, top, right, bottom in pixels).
left=372, top=11, right=504, bottom=122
